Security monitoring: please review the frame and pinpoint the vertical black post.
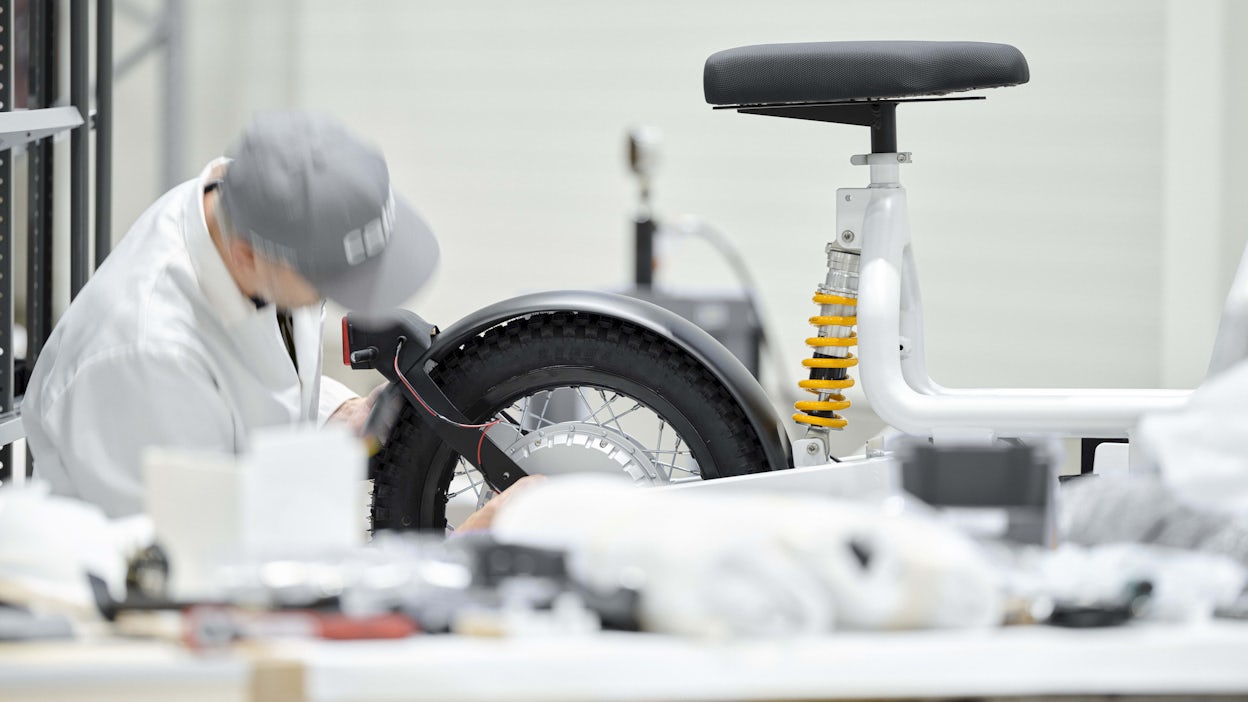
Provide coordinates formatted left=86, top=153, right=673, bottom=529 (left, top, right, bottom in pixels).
left=634, top=216, right=655, bottom=288
left=870, top=101, right=898, bottom=154
left=69, top=0, right=89, bottom=298
left=626, top=128, right=659, bottom=289
left=0, top=0, right=13, bottom=481
left=95, top=0, right=113, bottom=267
left=25, top=0, right=55, bottom=477
left=26, top=0, right=55, bottom=367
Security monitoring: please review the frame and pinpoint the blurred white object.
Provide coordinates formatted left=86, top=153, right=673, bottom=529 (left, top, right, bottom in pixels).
left=1136, top=359, right=1248, bottom=511
left=1093, top=441, right=1131, bottom=479
left=1204, top=243, right=1248, bottom=379
left=0, top=482, right=150, bottom=615
left=143, top=424, right=365, bottom=599
left=1133, top=242, right=1248, bottom=509
left=1010, top=543, right=1246, bottom=623
left=493, top=475, right=1000, bottom=637
left=1059, top=475, right=1248, bottom=569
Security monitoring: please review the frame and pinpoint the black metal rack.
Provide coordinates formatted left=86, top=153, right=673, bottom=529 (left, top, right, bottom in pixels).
left=0, top=0, right=114, bottom=482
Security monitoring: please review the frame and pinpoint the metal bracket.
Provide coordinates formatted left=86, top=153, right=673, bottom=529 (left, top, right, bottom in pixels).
left=0, top=409, right=22, bottom=446
left=835, top=152, right=913, bottom=249
left=850, top=152, right=913, bottom=166
left=834, top=188, right=871, bottom=253
left=392, top=363, right=528, bottom=492
left=792, top=438, right=829, bottom=468
left=0, top=108, right=83, bottom=150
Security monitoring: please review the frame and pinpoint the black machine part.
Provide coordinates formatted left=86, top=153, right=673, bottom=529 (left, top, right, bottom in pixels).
left=344, top=309, right=529, bottom=492
left=901, top=443, right=1054, bottom=545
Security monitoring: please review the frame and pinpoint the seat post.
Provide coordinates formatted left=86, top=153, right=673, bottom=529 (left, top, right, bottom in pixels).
left=870, top=102, right=898, bottom=154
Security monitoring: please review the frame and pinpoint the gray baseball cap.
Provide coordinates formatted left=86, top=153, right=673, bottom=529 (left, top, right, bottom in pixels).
left=218, top=111, right=439, bottom=312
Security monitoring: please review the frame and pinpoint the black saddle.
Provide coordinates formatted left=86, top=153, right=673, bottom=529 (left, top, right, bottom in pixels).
left=704, top=41, right=1029, bottom=106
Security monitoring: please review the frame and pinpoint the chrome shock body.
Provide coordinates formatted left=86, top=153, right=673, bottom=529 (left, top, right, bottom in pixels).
left=793, top=245, right=861, bottom=446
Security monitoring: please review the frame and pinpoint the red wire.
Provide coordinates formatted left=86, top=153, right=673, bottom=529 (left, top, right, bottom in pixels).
left=393, top=345, right=502, bottom=469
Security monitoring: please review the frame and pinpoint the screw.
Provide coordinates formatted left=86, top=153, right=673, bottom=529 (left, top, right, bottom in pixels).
left=503, top=472, right=511, bottom=480
left=844, top=194, right=853, bottom=202
left=805, top=442, right=820, bottom=454
left=840, top=230, right=855, bottom=244
left=897, top=154, right=906, bottom=163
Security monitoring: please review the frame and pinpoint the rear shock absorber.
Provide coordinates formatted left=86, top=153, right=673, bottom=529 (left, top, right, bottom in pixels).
left=793, top=246, right=860, bottom=431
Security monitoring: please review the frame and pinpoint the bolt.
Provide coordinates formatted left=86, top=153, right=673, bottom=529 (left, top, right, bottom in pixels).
left=840, top=230, right=855, bottom=244
left=805, top=442, right=820, bottom=454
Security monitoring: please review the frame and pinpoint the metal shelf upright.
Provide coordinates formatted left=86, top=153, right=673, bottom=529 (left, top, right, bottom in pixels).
left=0, top=0, right=111, bottom=482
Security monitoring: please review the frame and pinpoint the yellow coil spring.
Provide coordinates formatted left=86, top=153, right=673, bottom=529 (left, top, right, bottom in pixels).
left=792, top=292, right=857, bottom=430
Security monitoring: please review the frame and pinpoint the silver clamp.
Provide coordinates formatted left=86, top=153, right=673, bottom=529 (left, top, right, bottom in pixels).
left=850, top=152, right=913, bottom=166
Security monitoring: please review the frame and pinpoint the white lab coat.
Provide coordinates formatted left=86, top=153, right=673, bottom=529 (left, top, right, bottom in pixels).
left=23, top=159, right=358, bottom=518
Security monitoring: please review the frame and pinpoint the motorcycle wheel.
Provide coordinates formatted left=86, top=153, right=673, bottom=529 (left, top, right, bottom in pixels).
left=371, top=311, right=774, bottom=531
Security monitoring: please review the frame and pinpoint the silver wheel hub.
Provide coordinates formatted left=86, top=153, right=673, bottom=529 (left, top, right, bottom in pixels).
left=498, top=421, right=662, bottom=485
left=446, top=387, right=701, bottom=522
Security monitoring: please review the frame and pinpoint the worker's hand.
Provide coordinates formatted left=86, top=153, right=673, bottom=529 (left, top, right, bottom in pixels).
left=329, top=383, right=389, bottom=437
left=457, top=475, right=547, bottom=533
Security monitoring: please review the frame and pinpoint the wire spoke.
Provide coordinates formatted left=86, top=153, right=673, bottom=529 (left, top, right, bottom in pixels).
left=596, top=388, right=629, bottom=434
left=536, top=391, right=553, bottom=428
left=574, top=386, right=609, bottom=426
left=605, top=402, right=645, bottom=425
left=448, top=472, right=487, bottom=500
left=512, top=400, right=530, bottom=430
left=661, top=462, right=699, bottom=477
left=652, top=459, right=699, bottom=477
left=520, top=396, right=532, bottom=428
left=654, top=455, right=673, bottom=483
left=652, top=443, right=693, bottom=461
left=648, top=451, right=695, bottom=460
left=670, top=435, right=697, bottom=477
left=582, top=388, right=657, bottom=447
left=655, top=417, right=665, bottom=453
left=440, top=383, right=710, bottom=532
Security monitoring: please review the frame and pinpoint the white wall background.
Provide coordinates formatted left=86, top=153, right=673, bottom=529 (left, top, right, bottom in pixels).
left=89, top=0, right=1246, bottom=453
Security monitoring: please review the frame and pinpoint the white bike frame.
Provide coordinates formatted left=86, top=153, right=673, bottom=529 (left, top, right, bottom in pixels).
left=673, top=151, right=1192, bottom=500
left=841, top=152, right=1190, bottom=440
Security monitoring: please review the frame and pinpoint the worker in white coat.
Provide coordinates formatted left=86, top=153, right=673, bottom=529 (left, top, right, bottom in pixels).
left=24, top=111, right=469, bottom=521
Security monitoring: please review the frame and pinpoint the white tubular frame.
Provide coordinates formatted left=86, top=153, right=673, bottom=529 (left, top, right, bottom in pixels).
left=847, top=154, right=1190, bottom=438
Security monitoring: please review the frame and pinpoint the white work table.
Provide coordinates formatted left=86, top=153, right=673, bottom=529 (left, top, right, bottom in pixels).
left=5, top=622, right=1248, bottom=701
left=0, top=638, right=251, bottom=702
left=276, top=624, right=1248, bottom=701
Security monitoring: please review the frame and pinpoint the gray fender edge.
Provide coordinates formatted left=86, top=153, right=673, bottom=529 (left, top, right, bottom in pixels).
left=419, top=290, right=793, bottom=473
